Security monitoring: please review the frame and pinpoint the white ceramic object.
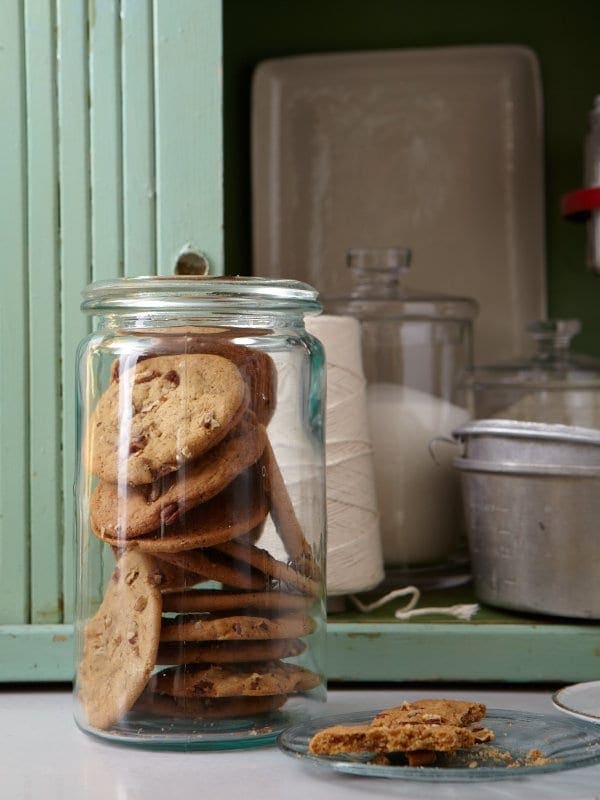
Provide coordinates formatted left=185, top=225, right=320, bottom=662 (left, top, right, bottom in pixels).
left=553, top=682, right=600, bottom=724
left=252, top=45, right=546, bottom=363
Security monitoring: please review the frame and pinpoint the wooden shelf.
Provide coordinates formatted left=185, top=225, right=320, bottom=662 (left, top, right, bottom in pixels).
left=326, top=586, right=600, bottom=683
left=1, top=588, right=598, bottom=684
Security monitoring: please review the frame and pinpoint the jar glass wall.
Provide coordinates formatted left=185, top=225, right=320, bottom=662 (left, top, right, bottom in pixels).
left=73, top=277, right=326, bottom=749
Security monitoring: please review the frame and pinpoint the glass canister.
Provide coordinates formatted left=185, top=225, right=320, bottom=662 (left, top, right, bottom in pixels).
left=325, top=248, right=478, bottom=585
left=73, top=277, right=326, bottom=749
left=465, top=319, right=600, bottom=426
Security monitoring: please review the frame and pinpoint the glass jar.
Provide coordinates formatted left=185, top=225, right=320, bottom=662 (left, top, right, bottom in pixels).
left=325, top=248, right=478, bottom=586
left=73, top=277, right=326, bottom=749
left=465, top=319, right=600, bottom=426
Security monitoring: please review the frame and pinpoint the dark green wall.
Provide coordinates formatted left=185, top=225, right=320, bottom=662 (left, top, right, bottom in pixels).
left=224, top=0, right=600, bottom=356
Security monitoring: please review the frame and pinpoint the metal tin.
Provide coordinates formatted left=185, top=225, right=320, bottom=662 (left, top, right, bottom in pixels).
left=453, top=419, right=600, bottom=619
left=453, top=419, right=600, bottom=467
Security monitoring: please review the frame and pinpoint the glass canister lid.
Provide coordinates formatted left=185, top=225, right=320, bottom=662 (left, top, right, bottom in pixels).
left=467, top=320, right=600, bottom=389
left=465, top=319, right=600, bottom=427
left=324, top=247, right=478, bottom=321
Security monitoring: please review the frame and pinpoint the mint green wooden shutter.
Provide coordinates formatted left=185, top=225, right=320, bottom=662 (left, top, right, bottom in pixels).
left=0, top=0, right=30, bottom=625
left=0, top=0, right=222, bottom=676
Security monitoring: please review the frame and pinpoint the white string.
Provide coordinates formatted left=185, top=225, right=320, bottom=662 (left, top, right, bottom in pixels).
left=350, top=586, right=421, bottom=613
left=349, top=586, right=480, bottom=621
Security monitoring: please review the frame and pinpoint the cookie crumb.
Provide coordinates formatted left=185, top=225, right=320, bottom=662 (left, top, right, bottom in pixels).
left=202, top=411, right=221, bottom=429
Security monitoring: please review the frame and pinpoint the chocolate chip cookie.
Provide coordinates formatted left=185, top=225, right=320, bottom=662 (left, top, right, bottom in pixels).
left=110, top=327, right=277, bottom=425
left=150, top=660, right=322, bottom=698
left=89, top=354, right=247, bottom=484
left=90, top=412, right=267, bottom=538
left=95, top=463, right=269, bottom=552
left=77, top=549, right=162, bottom=730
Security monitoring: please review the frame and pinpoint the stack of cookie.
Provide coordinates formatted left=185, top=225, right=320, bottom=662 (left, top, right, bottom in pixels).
left=78, top=339, right=322, bottom=731
left=309, top=699, right=494, bottom=766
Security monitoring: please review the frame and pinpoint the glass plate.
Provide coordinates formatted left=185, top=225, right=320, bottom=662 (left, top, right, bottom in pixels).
left=553, top=681, right=600, bottom=724
left=277, top=708, right=600, bottom=781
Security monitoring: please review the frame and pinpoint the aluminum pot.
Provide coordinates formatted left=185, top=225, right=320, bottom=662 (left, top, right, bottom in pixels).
left=453, top=420, right=600, bottom=619
left=454, top=419, right=600, bottom=467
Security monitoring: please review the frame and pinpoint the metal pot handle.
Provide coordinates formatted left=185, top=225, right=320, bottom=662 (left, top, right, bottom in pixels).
left=428, top=435, right=464, bottom=466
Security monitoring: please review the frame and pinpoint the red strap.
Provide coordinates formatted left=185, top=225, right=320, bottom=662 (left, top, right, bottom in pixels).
left=561, top=187, right=600, bottom=220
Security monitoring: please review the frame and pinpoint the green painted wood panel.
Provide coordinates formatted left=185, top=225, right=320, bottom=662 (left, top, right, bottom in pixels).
left=0, top=0, right=30, bottom=624
left=1, top=619, right=599, bottom=684
left=1, top=1, right=225, bottom=654
left=56, top=0, right=92, bottom=623
left=154, top=0, right=223, bottom=275
left=88, top=0, right=123, bottom=597
left=326, top=622, right=600, bottom=683
left=122, top=0, right=157, bottom=277
left=24, top=0, right=62, bottom=624
left=89, top=0, right=124, bottom=281
left=0, top=626, right=74, bottom=682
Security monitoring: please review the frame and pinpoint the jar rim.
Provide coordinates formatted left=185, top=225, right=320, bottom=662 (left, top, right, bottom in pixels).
left=81, top=276, right=322, bottom=314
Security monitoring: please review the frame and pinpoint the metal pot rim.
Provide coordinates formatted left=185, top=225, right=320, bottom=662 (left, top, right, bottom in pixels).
left=453, top=456, right=600, bottom=477
left=453, top=418, right=600, bottom=446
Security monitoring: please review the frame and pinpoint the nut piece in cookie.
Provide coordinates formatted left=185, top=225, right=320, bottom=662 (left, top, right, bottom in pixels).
left=77, top=549, right=162, bottom=730
left=89, top=354, right=247, bottom=484
left=147, top=559, right=203, bottom=593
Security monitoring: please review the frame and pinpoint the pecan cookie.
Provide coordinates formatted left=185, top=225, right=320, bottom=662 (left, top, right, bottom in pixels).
left=90, top=412, right=267, bottom=538
left=132, top=691, right=288, bottom=719
left=307, top=722, right=478, bottom=755
left=161, top=589, right=312, bottom=614
left=148, top=558, right=203, bottom=593
left=77, top=549, right=162, bottom=730
left=213, top=540, right=320, bottom=596
left=156, top=637, right=306, bottom=665
left=150, top=660, right=322, bottom=698
left=372, top=699, right=487, bottom=729
left=111, top=328, right=277, bottom=425
left=156, top=547, right=268, bottom=591
left=89, top=354, right=247, bottom=484
left=95, top=463, right=269, bottom=552
left=159, top=612, right=316, bottom=642
left=263, top=438, right=321, bottom=580
left=308, top=698, right=494, bottom=762
left=308, top=724, right=380, bottom=755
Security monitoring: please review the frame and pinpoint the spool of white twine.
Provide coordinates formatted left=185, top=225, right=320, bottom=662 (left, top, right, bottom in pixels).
left=306, top=315, right=384, bottom=595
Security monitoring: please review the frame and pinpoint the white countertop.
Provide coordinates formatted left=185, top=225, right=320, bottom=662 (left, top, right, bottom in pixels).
left=3, top=685, right=600, bottom=800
